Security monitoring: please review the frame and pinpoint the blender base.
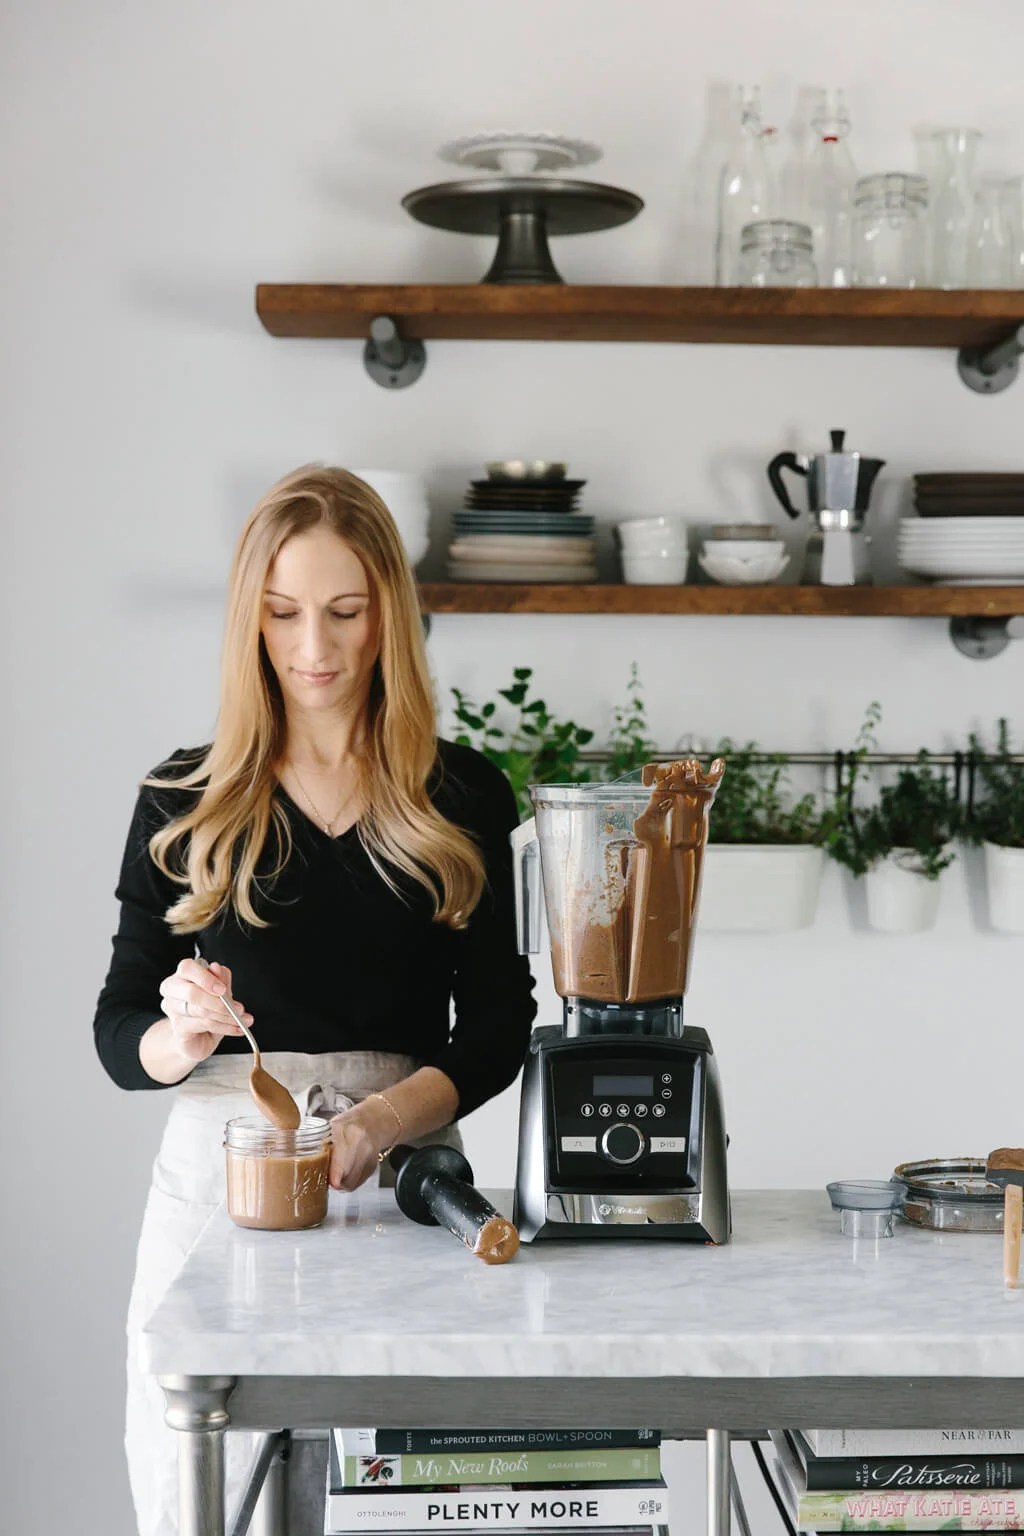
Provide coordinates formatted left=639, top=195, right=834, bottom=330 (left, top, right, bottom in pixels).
left=513, top=1014, right=730, bottom=1244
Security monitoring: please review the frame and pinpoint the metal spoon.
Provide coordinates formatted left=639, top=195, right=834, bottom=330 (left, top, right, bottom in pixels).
left=197, top=958, right=301, bottom=1130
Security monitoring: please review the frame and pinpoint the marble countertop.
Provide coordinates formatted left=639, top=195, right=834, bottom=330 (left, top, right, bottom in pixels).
left=141, top=1188, right=1023, bottom=1379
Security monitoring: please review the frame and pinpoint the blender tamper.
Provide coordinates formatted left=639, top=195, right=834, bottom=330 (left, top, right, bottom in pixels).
left=389, top=1144, right=520, bottom=1265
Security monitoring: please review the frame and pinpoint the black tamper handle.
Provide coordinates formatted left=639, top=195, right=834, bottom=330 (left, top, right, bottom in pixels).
left=389, top=1144, right=519, bottom=1264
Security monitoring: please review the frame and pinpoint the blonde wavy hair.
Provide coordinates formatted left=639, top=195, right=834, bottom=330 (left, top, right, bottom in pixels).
left=147, top=465, right=486, bottom=933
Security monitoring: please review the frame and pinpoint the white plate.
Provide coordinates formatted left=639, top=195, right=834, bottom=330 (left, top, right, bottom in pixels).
left=900, top=517, right=1024, bottom=532
left=450, top=533, right=594, bottom=551
left=447, top=560, right=598, bottom=583
left=899, top=529, right=1024, bottom=542
left=449, top=545, right=596, bottom=565
left=900, top=562, right=1024, bottom=578
left=438, top=132, right=602, bottom=175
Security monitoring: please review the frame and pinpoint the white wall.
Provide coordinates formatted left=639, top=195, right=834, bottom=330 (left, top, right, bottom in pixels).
left=3, top=2, right=1023, bottom=1531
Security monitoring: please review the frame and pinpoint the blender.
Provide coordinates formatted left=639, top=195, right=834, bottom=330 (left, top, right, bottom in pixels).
left=511, top=759, right=730, bottom=1243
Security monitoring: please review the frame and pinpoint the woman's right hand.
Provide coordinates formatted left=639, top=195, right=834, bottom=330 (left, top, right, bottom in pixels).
left=158, top=958, right=254, bottom=1064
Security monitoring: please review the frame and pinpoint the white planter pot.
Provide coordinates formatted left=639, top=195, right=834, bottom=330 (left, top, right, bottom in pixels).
left=864, top=851, right=944, bottom=933
left=698, top=844, right=824, bottom=932
left=983, top=840, right=1024, bottom=933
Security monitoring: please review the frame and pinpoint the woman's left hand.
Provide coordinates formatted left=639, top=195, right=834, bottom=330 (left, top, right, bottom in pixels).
left=328, top=1105, right=383, bottom=1191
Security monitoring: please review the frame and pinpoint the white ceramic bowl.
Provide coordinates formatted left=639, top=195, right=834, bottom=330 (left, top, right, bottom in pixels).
left=616, top=517, right=688, bottom=551
left=701, top=538, right=786, bottom=561
left=622, top=551, right=689, bottom=585
left=698, top=551, right=789, bottom=585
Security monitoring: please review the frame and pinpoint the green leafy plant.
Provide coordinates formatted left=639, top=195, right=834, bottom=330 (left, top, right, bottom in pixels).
left=967, top=719, right=1024, bottom=848
left=602, top=663, right=658, bottom=782
left=451, top=667, right=595, bottom=818
left=704, top=739, right=826, bottom=845
left=824, top=705, right=960, bottom=880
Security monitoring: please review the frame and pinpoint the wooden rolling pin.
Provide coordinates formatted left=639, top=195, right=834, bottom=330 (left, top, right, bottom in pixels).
left=986, top=1147, right=1024, bottom=1288
left=389, top=1144, right=519, bottom=1265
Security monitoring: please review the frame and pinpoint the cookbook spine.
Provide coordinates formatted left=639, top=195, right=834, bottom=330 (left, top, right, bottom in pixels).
left=803, top=1428, right=1024, bottom=1457
left=343, top=1449, right=662, bottom=1488
left=789, top=1488, right=1024, bottom=1530
left=323, top=1481, right=669, bottom=1532
left=338, top=1430, right=662, bottom=1456
left=800, top=1452, right=1024, bottom=1492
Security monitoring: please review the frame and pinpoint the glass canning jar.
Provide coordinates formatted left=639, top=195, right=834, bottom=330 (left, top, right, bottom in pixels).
left=224, top=1115, right=332, bottom=1231
left=852, top=173, right=929, bottom=287
left=737, top=219, right=817, bottom=286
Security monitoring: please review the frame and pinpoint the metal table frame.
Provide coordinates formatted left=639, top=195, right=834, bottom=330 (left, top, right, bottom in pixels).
left=158, top=1372, right=1024, bottom=1536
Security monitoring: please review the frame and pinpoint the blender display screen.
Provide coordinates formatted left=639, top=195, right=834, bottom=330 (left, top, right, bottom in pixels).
left=593, top=1074, right=655, bottom=1097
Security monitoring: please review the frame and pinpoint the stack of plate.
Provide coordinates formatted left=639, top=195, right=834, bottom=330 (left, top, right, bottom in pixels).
left=914, top=473, right=1024, bottom=518
left=897, top=516, right=1024, bottom=583
left=448, top=465, right=596, bottom=582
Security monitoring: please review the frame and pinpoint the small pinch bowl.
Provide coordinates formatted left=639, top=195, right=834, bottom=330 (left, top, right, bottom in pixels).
left=486, top=460, right=567, bottom=482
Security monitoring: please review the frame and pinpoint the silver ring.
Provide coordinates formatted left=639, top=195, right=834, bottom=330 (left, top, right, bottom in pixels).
left=183, top=998, right=191, bottom=1017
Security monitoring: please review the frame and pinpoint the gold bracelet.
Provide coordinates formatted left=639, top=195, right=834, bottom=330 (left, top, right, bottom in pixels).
left=371, top=1090, right=404, bottom=1162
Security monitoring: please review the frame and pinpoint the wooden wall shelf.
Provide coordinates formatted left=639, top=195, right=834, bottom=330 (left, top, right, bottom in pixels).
left=417, top=582, right=1024, bottom=617
left=256, top=283, right=1024, bottom=350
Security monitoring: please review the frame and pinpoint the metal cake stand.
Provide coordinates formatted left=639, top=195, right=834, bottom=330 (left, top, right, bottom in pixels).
left=401, top=176, right=644, bottom=283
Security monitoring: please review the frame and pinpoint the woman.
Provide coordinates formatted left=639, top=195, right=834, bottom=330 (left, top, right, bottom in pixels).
left=94, top=464, right=536, bottom=1536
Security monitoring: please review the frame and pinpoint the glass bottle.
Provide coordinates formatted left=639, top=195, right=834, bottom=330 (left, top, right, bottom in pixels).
left=1000, top=177, right=1024, bottom=289
left=929, top=128, right=982, bottom=288
left=738, top=220, right=817, bottom=286
left=801, top=90, right=857, bottom=286
left=714, top=86, right=773, bottom=285
left=852, top=174, right=929, bottom=287
left=969, top=180, right=1012, bottom=288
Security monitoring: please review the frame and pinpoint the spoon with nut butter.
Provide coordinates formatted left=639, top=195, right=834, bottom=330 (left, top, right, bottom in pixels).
left=198, top=958, right=301, bottom=1130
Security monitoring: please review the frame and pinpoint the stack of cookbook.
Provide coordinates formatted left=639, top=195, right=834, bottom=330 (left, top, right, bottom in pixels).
left=325, top=1427, right=667, bottom=1534
left=769, top=1426, right=1024, bottom=1532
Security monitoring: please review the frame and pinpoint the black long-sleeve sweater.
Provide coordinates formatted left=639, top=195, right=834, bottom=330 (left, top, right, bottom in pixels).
left=93, top=739, right=537, bottom=1119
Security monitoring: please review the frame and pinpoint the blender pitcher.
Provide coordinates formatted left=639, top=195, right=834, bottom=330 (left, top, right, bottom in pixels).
left=512, top=765, right=724, bottom=1018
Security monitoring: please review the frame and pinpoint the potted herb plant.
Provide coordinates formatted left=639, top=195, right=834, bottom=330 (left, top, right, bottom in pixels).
left=697, top=739, right=828, bottom=932
left=825, top=708, right=960, bottom=933
left=967, top=719, right=1024, bottom=933
left=450, top=667, right=595, bottom=820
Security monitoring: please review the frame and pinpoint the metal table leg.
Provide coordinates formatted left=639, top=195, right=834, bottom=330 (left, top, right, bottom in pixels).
left=160, top=1375, right=237, bottom=1536
left=250, top=1431, right=289, bottom=1535
left=706, top=1429, right=732, bottom=1536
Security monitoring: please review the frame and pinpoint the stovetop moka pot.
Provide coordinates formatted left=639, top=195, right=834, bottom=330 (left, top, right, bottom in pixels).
left=767, top=428, right=885, bottom=585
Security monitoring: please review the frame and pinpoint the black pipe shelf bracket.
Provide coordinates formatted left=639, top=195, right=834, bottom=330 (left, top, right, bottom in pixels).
left=957, top=322, right=1024, bottom=394
left=363, top=314, right=427, bottom=389
left=949, top=614, right=1024, bottom=660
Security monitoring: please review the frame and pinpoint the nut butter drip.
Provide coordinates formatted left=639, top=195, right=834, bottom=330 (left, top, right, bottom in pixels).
left=471, top=1214, right=520, bottom=1265
left=559, top=758, right=725, bottom=1004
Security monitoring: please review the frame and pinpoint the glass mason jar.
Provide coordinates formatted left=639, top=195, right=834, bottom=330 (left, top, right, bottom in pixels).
left=224, top=1115, right=332, bottom=1231
left=851, top=173, right=929, bottom=287
left=737, top=219, right=817, bottom=286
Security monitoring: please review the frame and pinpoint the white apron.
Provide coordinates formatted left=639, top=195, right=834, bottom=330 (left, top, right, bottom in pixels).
left=125, top=1050, right=463, bottom=1536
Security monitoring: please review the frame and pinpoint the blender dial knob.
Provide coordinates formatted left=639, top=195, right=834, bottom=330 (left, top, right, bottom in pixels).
left=601, top=1122, right=645, bottom=1165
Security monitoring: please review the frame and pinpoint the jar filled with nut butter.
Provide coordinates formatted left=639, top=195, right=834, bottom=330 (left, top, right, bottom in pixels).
left=224, top=1116, right=332, bottom=1231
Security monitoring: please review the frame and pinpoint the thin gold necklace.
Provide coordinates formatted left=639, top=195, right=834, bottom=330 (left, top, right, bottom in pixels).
left=287, top=762, right=358, bottom=836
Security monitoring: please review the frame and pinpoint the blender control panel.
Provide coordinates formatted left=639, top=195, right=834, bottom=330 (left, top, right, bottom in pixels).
left=545, top=1041, right=701, bottom=1189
